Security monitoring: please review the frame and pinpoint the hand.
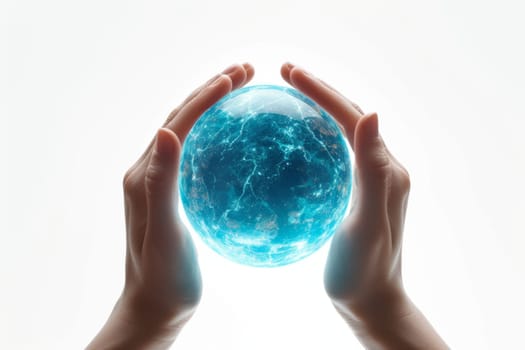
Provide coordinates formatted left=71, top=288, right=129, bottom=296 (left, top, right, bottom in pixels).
left=281, top=62, right=408, bottom=313
left=87, top=63, right=254, bottom=349
left=281, top=63, right=447, bottom=349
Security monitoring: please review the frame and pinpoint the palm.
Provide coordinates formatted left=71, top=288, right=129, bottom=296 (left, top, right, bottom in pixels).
left=324, top=157, right=409, bottom=303
left=120, top=63, right=254, bottom=318
left=280, top=63, right=410, bottom=306
left=123, top=183, right=201, bottom=312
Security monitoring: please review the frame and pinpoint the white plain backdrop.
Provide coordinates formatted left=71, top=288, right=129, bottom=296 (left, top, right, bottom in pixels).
left=4, top=0, right=525, bottom=348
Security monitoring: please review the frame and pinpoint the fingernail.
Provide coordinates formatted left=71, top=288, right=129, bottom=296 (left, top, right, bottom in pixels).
left=242, top=62, right=254, bottom=74
left=284, top=62, right=295, bottom=70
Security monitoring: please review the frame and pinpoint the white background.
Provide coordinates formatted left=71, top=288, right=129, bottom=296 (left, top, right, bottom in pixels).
left=3, top=0, right=525, bottom=348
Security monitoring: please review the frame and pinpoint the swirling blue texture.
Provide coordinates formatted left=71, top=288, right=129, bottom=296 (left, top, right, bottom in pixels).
left=179, top=85, right=352, bottom=267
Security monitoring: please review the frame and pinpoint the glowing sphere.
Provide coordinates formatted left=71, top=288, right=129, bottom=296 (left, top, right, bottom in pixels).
left=179, top=85, right=352, bottom=267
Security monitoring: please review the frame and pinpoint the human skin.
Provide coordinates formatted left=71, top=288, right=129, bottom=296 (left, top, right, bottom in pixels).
left=87, top=63, right=448, bottom=349
left=281, top=63, right=448, bottom=349
left=86, top=63, right=255, bottom=349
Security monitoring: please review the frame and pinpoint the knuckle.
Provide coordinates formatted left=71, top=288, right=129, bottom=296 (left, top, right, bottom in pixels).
left=164, top=106, right=181, bottom=126
left=123, top=168, right=142, bottom=198
left=360, top=139, right=391, bottom=172
left=144, top=162, right=165, bottom=191
left=123, top=168, right=134, bottom=191
left=370, top=153, right=392, bottom=177
left=350, top=100, right=364, bottom=115
left=396, top=167, right=411, bottom=193
left=358, top=159, right=392, bottom=185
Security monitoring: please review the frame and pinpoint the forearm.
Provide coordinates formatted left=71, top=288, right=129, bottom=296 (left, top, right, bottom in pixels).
left=334, top=294, right=448, bottom=350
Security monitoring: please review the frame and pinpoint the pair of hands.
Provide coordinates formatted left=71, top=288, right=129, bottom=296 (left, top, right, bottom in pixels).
left=88, top=63, right=447, bottom=349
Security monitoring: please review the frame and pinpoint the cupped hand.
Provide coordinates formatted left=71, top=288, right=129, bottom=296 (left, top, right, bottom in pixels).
left=121, top=63, right=255, bottom=320
left=88, top=63, right=254, bottom=349
left=281, top=63, right=410, bottom=317
left=281, top=63, right=448, bottom=349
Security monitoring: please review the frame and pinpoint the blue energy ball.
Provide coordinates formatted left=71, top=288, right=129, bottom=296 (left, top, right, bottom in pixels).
left=179, top=85, right=352, bottom=267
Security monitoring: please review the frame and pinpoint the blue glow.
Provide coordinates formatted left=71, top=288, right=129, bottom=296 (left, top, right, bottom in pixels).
left=179, top=85, right=352, bottom=267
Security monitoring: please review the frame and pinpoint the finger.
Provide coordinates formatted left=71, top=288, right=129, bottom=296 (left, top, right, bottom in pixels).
left=280, top=63, right=363, bottom=149
left=243, top=62, right=255, bottom=83
left=143, top=129, right=202, bottom=300
left=289, top=67, right=363, bottom=148
left=280, top=62, right=294, bottom=85
left=173, top=63, right=253, bottom=120
left=388, top=166, right=411, bottom=255
left=127, top=63, right=255, bottom=187
left=325, top=115, right=392, bottom=293
left=144, top=128, right=182, bottom=236
left=226, top=63, right=250, bottom=90
left=130, top=63, right=253, bottom=175
left=281, top=62, right=365, bottom=115
left=353, top=113, right=391, bottom=217
left=165, top=63, right=250, bottom=126
left=126, top=74, right=233, bottom=200
left=166, top=63, right=254, bottom=135
left=167, top=73, right=233, bottom=143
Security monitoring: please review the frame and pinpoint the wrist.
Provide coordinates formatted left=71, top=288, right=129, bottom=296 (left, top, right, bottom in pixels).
left=336, top=287, right=409, bottom=327
left=331, top=288, right=448, bottom=350
left=87, top=295, right=194, bottom=350
left=342, top=291, right=416, bottom=342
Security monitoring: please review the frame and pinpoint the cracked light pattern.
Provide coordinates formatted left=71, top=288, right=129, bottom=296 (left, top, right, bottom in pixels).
left=179, top=85, right=352, bottom=267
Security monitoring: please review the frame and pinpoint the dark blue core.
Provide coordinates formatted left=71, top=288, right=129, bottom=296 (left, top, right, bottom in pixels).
left=179, top=85, right=352, bottom=267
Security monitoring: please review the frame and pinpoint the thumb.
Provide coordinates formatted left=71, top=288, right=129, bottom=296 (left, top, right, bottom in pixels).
left=145, top=128, right=182, bottom=227
left=354, top=113, right=391, bottom=213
